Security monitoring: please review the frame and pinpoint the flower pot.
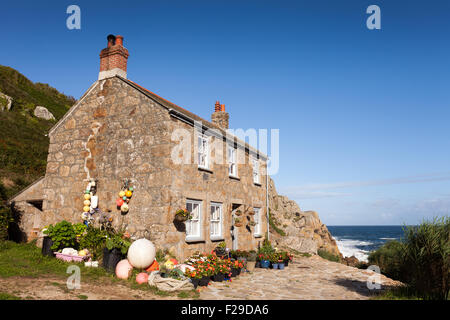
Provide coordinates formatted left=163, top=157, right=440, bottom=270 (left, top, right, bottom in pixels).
left=278, top=262, right=285, bottom=270
left=41, top=236, right=54, bottom=257
left=234, top=222, right=243, bottom=227
left=191, top=278, right=199, bottom=289
left=272, top=263, right=279, bottom=269
left=103, top=248, right=123, bottom=272
left=199, top=276, right=210, bottom=286
left=255, top=261, right=261, bottom=268
left=246, top=262, right=256, bottom=272
left=260, top=260, right=270, bottom=269
left=231, top=268, right=239, bottom=277
left=212, top=273, right=225, bottom=282
left=283, top=259, right=289, bottom=267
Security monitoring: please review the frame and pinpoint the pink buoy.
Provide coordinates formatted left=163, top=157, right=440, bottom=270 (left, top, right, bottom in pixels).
left=136, top=272, right=149, bottom=284
left=115, top=259, right=133, bottom=279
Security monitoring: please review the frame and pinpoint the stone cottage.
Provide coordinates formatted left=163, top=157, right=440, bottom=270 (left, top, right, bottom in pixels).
left=10, top=35, right=269, bottom=260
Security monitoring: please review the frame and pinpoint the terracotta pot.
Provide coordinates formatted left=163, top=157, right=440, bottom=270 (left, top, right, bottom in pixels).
left=234, top=222, right=243, bottom=227
left=246, top=262, right=256, bottom=272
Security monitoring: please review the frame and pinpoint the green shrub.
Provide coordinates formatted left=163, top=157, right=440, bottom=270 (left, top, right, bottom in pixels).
left=369, top=217, right=449, bottom=300
left=368, top=240, right=404, bottom=280
left=317, top=249, right=340, bottom=262
left=43, top=220, right=77, bottom=250
left=268, top=209, right=286, bottom=236
left=79, top=227, right=107, bottom=260
left=401, top=217, right=449, bottom=300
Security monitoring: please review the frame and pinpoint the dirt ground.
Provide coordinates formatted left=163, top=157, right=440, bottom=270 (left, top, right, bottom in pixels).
left=0, top=276, right=182, bottom=300
left=0, top=256, right=402, bottom=300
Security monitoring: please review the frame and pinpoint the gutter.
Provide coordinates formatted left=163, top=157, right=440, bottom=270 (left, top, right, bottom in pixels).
left=168, top=108, right=267, bottom=160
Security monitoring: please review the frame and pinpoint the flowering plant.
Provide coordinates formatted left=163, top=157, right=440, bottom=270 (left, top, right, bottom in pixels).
left=232, top=259, right=244, bottom=269
left=175, top=208, right=192, bottom=221
left=184, top=268, right=202, bottom=279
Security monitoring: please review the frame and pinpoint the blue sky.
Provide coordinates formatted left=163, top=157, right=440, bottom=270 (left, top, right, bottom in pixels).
left=2, top=0, right=450, bottom=225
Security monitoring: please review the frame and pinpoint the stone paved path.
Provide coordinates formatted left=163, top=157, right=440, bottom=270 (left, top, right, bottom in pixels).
left=200, top=256, right=402, bottom=300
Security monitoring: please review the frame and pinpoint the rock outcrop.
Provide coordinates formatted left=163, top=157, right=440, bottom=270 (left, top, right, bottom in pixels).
left=33, top=106, right=55, bottom=120
left=0, top=92, right=13, bottom=111
left=268, top=178, right=342, bottom=258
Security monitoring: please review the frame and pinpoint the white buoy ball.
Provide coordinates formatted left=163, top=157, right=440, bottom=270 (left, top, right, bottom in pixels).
left=127, top=238, right=156, bottom=269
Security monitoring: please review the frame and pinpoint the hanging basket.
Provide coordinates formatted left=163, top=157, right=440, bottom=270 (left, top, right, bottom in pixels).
left=234, top=210, right=242, bottom=216
left=247, top=210, right=255, bottom=216
left=234, top=222, right=243, bottom=227
left=174, top=214, right=188, bottom=222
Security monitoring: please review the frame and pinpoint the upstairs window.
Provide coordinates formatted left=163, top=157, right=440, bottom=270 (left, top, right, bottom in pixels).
left=253, top=207, right=262, bottom=237
left=186, top=199, right=202, bottom=241
left=228, top=146, right=238, bottom=177
left=210, top=202, right=223, bottom=240
left=252, top=156, right=260, bottom=184
left=197, top=134, right=209, bottom=169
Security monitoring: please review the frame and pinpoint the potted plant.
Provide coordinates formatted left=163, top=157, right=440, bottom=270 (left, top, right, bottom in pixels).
left=174, top=209, right=192, bottom=222
left=103, top=231, right=132, bottom=272
left=185, top=268, right=201, bottom=288
left=213, top=260, right=230, bottom=282
left=258, top=253, right=271, bottom=268
left=43, top=220, right=78, bottom=252
left=234, top=217, right=243, bottom=227
left=230, top=259, right=244, bottom=277
left=214, top=241, right=227, bottom=258
left=270, top=253, right=279, bottom=269
left=234, top=209, right=242, bottom=216
left=248, top=221, right=257, bottom=227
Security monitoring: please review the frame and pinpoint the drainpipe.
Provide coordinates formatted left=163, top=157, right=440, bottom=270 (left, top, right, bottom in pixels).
left=266, top=160, right=269, bottom=241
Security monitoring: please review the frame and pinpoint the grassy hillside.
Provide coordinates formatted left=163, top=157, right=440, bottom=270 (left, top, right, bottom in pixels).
left=0, top=65, right=75, bottom=199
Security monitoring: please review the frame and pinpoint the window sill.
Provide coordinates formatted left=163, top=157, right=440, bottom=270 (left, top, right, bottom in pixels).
left=198, top=166, right=213, bottom=174
left=229, top=175, right=240, bottom=181
left=185, top=236, right=205, bottom=243
left=253, top=234, right=263, bottom=238
left=253, top=182, right=262, bottom=187
left=210, top=236, right=225, bottom=242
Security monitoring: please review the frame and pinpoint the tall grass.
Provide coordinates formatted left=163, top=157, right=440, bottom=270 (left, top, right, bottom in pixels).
left=369, top=217, right=449, bottom=300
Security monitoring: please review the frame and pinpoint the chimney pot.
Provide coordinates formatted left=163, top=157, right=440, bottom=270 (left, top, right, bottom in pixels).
left=221, top=104, right=225, bottom=112
left=116, top=35, right=124, bottom=46
left=215, top=101, right=221, bottom=112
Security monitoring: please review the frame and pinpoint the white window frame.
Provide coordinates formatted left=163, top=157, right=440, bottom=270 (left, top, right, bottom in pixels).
left=252, top=156, right=260, bottom=184
left=228, top=145, right=238, bottom=178
left=185, top=199, right=203, bottom=242
left=210, top=202, right=223, bottom=241
left=253, top=207, right=262, bottom=237
left=197, top=133, right=209, bottom=170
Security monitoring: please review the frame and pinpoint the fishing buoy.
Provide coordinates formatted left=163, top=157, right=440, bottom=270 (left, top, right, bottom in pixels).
left=120, top=203, right=129, bottom=213
left=116, top=198, right=124, bottom=207
left=90, top=195, right=98, bottom=209
left=83, top=206, right=90, bottom=212
left=125, top=190, right=132, bottom=198
left=84, top=194, right=91, bottom=200
left=83, top=200, right=91, bottom=206
left=119, top=191, right=126, bottom=198
left=127, top=239, right=156, bottom=269
left=129, top=187, right=134, bottom=192
left=122, top=196, right=127, bottom=201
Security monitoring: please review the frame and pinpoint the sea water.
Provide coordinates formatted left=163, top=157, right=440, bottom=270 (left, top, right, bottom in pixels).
left=327, top=225, right=405, bottom=262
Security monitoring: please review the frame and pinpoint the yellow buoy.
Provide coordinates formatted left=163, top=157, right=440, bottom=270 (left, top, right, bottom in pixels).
left=119, top=191, right=126, bottom=198
left=84, top=194, right=91, bottom=200
left=83, top=200, right=91, bottom=206
left=83, top=206, right=90, bottom=212
left=125, top=190, right=132, bottom=198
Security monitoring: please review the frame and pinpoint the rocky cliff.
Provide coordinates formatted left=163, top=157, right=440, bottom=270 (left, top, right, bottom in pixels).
left=268, top=178, right=342, bottom=258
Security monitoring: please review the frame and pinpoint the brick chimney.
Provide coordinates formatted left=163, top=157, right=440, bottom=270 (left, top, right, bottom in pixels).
left=99, top=34, right=129, bottom=80
left=211, top=100, right=229, bottom=129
